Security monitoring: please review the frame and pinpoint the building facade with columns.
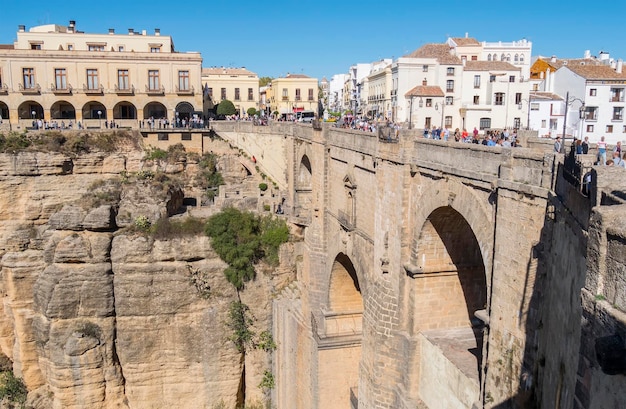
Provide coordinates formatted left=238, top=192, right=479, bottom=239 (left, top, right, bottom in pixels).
left=0, top=21, right=202, bottom=130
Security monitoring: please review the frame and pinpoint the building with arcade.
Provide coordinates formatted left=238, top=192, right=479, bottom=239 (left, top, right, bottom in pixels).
left=0, top=21, right=202, bottom=130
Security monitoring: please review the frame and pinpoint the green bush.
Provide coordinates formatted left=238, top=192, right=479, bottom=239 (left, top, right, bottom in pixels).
left=263, top=204, right=270, bottom=212
left=0, top=371, right=27, bottom=406
left=150, top=217, right=206, bottom=239
left=205, top=208, right=289, bottom=289
left=145, top=147, right=167, bottom=161
left=226, top=301, right=255, bottom=353
left=134, top=215, right=151, bottom=230
left=258, top=183, right=268, bottom=191
left=259, top=370, right=275, bottom=391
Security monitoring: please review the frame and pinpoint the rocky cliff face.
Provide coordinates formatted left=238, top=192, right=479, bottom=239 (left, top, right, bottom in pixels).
left=0, top=139, right=292, bottom=409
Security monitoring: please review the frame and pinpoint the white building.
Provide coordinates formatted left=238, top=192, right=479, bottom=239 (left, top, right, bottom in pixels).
left=328, top=73, right=348, bottom=113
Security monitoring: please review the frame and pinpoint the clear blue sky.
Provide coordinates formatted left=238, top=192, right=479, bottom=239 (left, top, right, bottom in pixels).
left=2, top=0, right=624, bottom=81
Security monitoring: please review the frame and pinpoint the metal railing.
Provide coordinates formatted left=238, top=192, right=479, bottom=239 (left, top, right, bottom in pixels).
left=145, top=85, right=165, bottom=95
left=51, top=83, right=73, bottom=94
left=563, top=143, right=592, bottom=197
left=83, top=84, right=104, bottom=94
left=115, top=84, right=135, bottom=94
left=18, top=83, right=41, bottom=93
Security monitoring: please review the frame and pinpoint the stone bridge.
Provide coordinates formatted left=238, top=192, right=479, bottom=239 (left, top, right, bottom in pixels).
left=210, top=121, right=626, bottom=409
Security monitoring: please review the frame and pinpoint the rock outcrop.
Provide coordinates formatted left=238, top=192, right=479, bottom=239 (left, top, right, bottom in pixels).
left=0, top=141, right=292, bottom=408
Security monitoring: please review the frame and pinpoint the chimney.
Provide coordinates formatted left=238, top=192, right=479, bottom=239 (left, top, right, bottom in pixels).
left=141, top=29, right=146, bottom=36
left=155, top=28, right=160, bottom=36
left=68, top=20, right=75, bottom=33
left=108, top=28, right=115, bottom=34
left=584, top=50, right=591, bottom=59
left=128, top=28, right=134, bottom=35
left=617, top=59, right=623, bottom=74
left=465, top=32, right=468, bottom=38
left=550, top=55, right=557, bottom=63
left=18, top=25, right=25, bottom=32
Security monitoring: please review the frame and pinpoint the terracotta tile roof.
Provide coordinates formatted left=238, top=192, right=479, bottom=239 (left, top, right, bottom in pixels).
left=405, top=85, right=444, bottom=98
left=530, top=91, right=564, bottom=101
left=285, top=74, right=311, bottom=79
left=536, top=56, right=604, bottom=70
left=202, top=67, right=256, bottom=76
left=564, top=64, right=626, bottom=80
left=0, top=44, right=14, bottom=50
left=450, top=37, right=480, bottom=46
left=464, top=61, right=520, bottom=71
left=404, top=43, right=462, bottom=64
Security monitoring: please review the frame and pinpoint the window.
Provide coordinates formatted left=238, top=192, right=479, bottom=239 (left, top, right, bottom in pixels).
left=541, top=120, right=547, bottom=128
left=446, top=80, right=454, bottom=92
left=586, top=124, right=594, bottom=132
left=221, top=87, right=226, bottom=100
left=150, top=47, right=161, bottom=53
left=474, top=75, right=481, bottom=88
left=623, top=125, right=626, bottom=133
left=422, top=65, right=428, bottom=72
left=23, top=68, right=35, bottom=89
left=207, top=88, right=213, bottom=97
left=181, top=133, right=192, bottom=141
left=118, top=46, right=124, bottom=52
left=444, top=116, right=452, bottom=128
left=479, top=117, right=491, bottom=130
left=424, top=117, right=431, bottom=128
left=308, top=88, right=314, bottom=101
left=67, top=44, right=74, bottom=51
left=445, top=96, right=453, bottom=105
left=148, top=70, right=159, bottom=91
left=118, top=69, right=129, bottom=90
left=490, top=75, right=496, bottom=83
left=515, top=93, right=522, bottom=104
left=514, top=54, right=519, bottom=63
left=494, top=92, right=505, bottom=106
left=282, top=88, right=288, bottom=100
left=513, top=118, right=521, bottom=128
left=178, top=70, right=189, bottom=91
left=31, top=44, right=41, bottom=50
left=589, top=88, right=597, bottom=96
left=509, top=75, right=515, bottom=82
left=531, top=103, right=540, bottom=111
left=55, top=68, right=67, bottom=89
left=584, top=107, right=598, bottom=120
left=471, top=56, right=477, bottom=61
left=88, top=44, right=105, bottom=51
left=487, top=54, right=492, bottom=61
left=610, top=88, right=624, bottom=102
left=550, top=119, right=558, bottom=130
left=248, top=88, right=254, bottom=101
left=606, top=125, right=613, bottom=133
left=447, top=67, right=455, bottom=76
left=295, top=88, right=301, bottom=101
left=473, top=96, right=480, bottom=105
left=157, top=133, right=169, bottom=141
left=234, top=88, right=240, bottom=100
left=613, top=107, right=623, bottom=120
left=86, top=69, right=99, bottom=90
left=425, top=98, right=432, bottom=107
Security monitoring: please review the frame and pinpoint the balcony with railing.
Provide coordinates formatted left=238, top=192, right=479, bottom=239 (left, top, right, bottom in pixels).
left=115, top=84, right=135, bottom=95
left=51, top=83, right=73, bottom=95
left=83, top=84, right=104, bottom=94
left=0, top=84, right=8, bottom=94
left=145, top=85, right=165, bottom=95
left=176, top=85, right=194, bottom=95
left=610, top=95, right=624, bottom=102
left=337, top=209, right=355, bottom=231
left=19, top=83, right=41, bottom=94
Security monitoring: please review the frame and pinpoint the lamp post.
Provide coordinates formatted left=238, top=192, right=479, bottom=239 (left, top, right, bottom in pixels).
left=561, top=91, right=585, bottom=153
left=97, top=110, right=102, bottom=129
left=31, top=110, right=36, bottom=129
left=408, top=96, right=414, bottom=129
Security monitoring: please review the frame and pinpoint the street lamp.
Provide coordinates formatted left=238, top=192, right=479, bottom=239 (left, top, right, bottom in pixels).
left=97, top=110, right=102, bottom=129
left=561, top=91, right=585, bottom=153
left=408, top=96, right=415, bottom=129
left=31, top=110, right=36, bottom=129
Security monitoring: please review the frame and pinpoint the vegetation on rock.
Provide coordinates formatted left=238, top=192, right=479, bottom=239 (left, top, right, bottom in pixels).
left=194, top=152, right=224, bottom=200
left=205, top=208, right=289, bottom=290
left=0, top=370, right=27, bottom=408
left=0, top=130, right=137, bottom=154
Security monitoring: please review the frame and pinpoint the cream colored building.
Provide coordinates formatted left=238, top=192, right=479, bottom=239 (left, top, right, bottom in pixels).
left=0, top=21, right=202, bottom=130
left=201, top=67, right=259, bottom=117
left=269, top=74, right=318, bottom=117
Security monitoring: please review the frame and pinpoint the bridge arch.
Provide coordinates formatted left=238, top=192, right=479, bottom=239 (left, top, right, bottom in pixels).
left=319, top=252, right=363, bottom=409
left=404, top=177, right=492, bottom=405
left=295, top=153, right=313, bottom=216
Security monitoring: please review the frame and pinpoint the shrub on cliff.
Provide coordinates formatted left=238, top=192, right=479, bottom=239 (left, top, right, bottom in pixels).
left=0, top=370, right=27, bottom=407
left=205, top=208, right=289, bottom=289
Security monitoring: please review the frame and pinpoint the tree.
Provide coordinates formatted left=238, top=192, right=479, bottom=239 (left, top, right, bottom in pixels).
left=247, top=107, right=258, bottom=117
left=259, top=77, right=273, bottom=87
left=216, top=99, right=237, bottom=116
